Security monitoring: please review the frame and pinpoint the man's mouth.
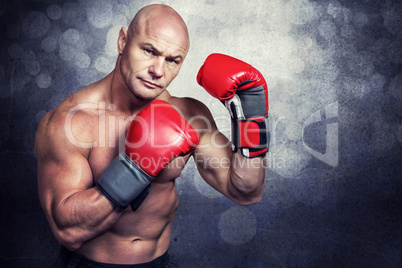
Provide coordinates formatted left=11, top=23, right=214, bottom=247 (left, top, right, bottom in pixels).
left=141, top=79, right=162, bottom=89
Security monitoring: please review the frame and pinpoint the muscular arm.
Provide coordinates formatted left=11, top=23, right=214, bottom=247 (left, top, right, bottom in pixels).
left=193, top=53, right=270, bottom=205
left=191, top=101, right=265, bottom=205
left=35, top=110, right=123, bottom=251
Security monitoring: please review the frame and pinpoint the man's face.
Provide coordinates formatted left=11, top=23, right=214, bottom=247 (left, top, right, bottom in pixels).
left=119, top=17, right=189, bottom=100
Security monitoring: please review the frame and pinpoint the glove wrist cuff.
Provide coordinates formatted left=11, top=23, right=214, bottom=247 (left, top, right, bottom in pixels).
left=224, top=94, right=270, bottom=158
left=231, top=116, right=270, bottom=158
left=98, top=153, right=153, bottom=209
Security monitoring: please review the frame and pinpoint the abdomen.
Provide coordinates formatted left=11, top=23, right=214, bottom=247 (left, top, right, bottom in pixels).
left=77, top=180, right=179, bottom=264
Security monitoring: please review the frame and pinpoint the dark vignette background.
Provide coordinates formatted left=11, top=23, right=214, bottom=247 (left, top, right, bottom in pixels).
left=0, top=0, right=401, bottom=267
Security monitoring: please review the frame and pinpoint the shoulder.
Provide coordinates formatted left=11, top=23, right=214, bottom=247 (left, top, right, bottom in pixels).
left=35, top=94, right=100, bottom=160
left=36, top=110, right=93, bottom=160
left=168, top=96, right=217, bottom=136
left=169, top=97, right=212, bottom=118
left=37, top=106, right=96, bottom=138
left=36, top=80, right=106, bottom=144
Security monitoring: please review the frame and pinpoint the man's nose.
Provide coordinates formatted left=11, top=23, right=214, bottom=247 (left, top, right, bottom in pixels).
left=149, top=58, right=164, bottom=79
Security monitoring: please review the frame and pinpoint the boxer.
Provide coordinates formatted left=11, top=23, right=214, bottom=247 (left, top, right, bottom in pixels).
left=35, top=4, right=268, bottom=267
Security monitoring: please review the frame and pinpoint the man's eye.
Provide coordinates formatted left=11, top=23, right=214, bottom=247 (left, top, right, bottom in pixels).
left=145, top=49, right=153, bottom=55
left=166, top=58, right=177, bottom=64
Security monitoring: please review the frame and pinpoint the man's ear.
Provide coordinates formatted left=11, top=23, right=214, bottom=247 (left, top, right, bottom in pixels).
left=118, top=27, right=128, bottom=54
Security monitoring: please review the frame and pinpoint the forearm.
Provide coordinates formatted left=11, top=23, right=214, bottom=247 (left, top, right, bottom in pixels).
left=51, top=187, right=123, bottom=251
left=228, top=152, right=266, bottom=205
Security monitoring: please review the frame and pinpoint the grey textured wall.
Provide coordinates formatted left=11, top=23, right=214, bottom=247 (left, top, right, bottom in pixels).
left=0, top=0, right=401, bottom=267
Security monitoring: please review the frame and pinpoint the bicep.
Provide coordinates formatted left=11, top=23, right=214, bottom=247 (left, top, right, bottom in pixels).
left=193, top=125, right=233, bottom=197
left=37, top=151, right=93, bottom=208
left=180, top=97, right=234, bottom=196
left=36, top=116, right=93, bottom=219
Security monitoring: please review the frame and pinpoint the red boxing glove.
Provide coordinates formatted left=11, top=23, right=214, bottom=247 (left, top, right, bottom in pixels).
left=125, top=100, right=200, bottom=177
left=197, top=53, right=269, bottom=158
left=98, top=100, right=199, bottom=210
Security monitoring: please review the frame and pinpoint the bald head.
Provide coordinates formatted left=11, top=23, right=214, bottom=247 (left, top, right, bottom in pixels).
left=116, top=4, right=190, bottom=100
left=127, top=4, right=189, bottom=52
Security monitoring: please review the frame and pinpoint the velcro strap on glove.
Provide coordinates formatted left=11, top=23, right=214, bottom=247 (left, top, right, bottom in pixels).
left=232, top=116, right=270, bottom=158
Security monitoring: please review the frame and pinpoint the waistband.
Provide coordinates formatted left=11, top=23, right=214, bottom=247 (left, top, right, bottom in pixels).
left=57, top=246, right=174, bottom=268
